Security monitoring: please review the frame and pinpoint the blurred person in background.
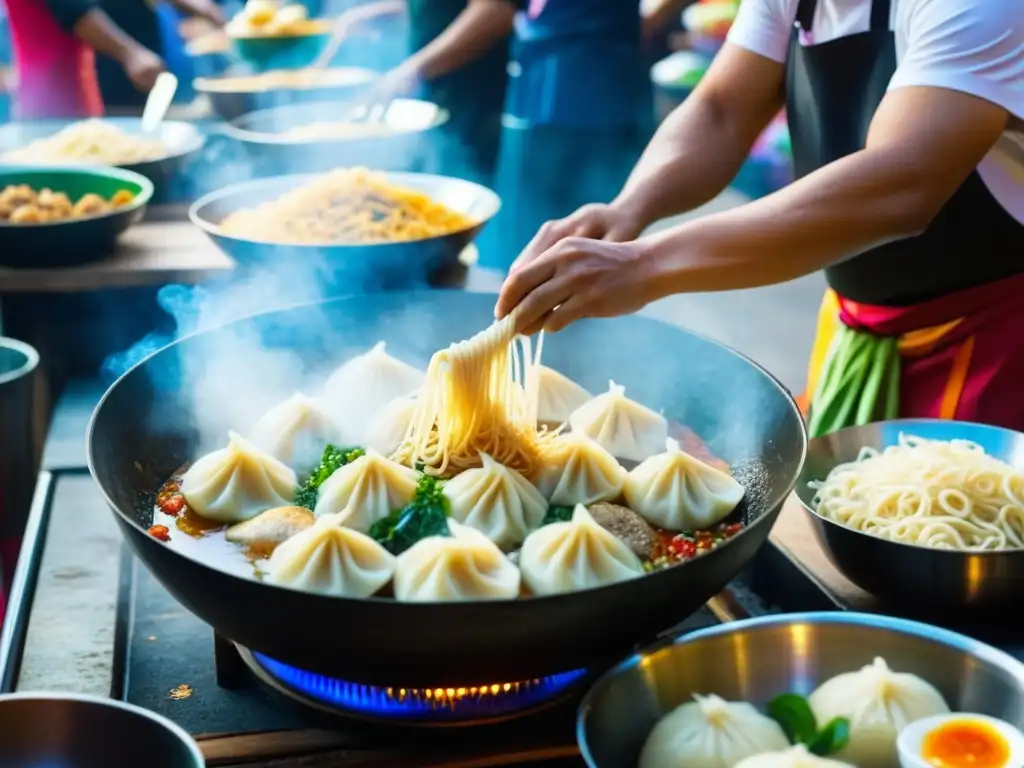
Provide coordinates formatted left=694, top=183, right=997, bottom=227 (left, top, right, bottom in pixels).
left=2, top=0, right=166, bottom=119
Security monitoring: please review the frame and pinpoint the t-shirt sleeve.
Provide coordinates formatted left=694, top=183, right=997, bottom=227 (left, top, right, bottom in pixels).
left=725, top=0, right=794, bottom=64
left=890, top=0, right=1024, bottom=120
left=44, top=0, right=98, bottom=33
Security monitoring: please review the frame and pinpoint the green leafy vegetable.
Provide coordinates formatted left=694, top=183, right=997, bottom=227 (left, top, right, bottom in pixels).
left=370, top=474, right=451, bottom=555
left=541, top=505, right=574, bottom=526
left=767, top=693, right=850, bottom=757
left=294, top=445, right=365, bottom=510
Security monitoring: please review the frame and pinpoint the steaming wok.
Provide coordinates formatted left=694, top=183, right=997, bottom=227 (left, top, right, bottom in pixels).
left=87, top=292, right=806, bottom=688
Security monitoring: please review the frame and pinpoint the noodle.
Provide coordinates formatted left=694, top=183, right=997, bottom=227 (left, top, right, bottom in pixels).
left=2, top=120, right=167, bottom=165
left=196, top=68, right=374, bottom=94
left=217, top=168, right=475, bottom=245
left=810, top=433, right=1024, bottom=551
left=392, top=311, right=553, bottom=479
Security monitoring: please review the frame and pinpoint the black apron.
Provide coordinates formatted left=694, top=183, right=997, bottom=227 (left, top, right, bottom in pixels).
left=786, top=0, right=1024, bottom=307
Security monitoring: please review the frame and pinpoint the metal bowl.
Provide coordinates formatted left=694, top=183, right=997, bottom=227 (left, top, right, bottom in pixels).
left=221, top=98, right=449, bottom=175
left=793, top=419, right=1024, bottom=615
left=578, top=612, right=1024, bottom=768
left=0, top=118, right=205, bottom=200
left=0, top=692, right=204, bottom=767
left=189, top=171, right=500, bottom=289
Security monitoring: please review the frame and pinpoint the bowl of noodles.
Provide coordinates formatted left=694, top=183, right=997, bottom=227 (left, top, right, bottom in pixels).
left=794, top=419, right=1024, bottom=615
left=189, top=167, right=500, bottom=288
left=0, top=165, right=153, bottom=267
left=226, top=1, right=333, bottom=70
left=0, top=118, right=205, bottom=201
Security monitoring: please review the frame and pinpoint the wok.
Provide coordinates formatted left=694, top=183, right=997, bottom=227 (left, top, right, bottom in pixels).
left=87, top=292, right=806, bottom=688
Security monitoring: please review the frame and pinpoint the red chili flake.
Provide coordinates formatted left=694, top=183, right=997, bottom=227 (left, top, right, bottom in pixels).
left=160, top=495, right=185, bottom=515
left=724, top=523, right=743, bottom=536
left=668, top=536, right=697, bottom=559
left=148, top=524, right=171, bottom=542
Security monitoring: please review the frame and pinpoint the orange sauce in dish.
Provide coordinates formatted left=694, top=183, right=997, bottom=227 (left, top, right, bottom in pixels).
left=922, top=718, right=1011, bottom=767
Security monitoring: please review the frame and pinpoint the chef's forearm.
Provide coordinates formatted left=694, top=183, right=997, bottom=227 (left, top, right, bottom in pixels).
left=71, top=7, right=141, bottom=63
left=405, top=0, right=515, bottom=82
left=637, top=146, right=939, bottom=296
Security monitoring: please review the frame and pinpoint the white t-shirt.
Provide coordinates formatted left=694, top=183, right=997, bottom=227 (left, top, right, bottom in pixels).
left=727, top=0, right=1024, bottom=225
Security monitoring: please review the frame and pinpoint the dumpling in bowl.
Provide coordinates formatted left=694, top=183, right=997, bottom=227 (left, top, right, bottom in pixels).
left=568, top=380, right=668, bottom=463
left=533, top=365, right=591, bottom=426
left=249, top=392, right=348, bottom=472
left=181, top=431, right=298, bottom=523
left=639, top=694, right=790, bottom=768
left=313, top=449, right=419, bottom=532
left=809, top=657, right=949, bottom=767
left=624, top=437, right=745, bottom=531
left=393, top=519, right=521, bottom=602
left=322, top=341, right=424, bottom=439
left=519, top=504, right=644, bottom=595
left=536, top=432, right=627, bottom=505
left=735, top=746, right=855, bottom=768
left=444, top=452, right=548, bottom=550
left=364, top=393, right=417, bottom=457
left=267, top=516, right=396, bottom=597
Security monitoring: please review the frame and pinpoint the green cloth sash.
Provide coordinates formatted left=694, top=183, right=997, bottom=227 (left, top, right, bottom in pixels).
left=806, top=324, right=901, bottom=438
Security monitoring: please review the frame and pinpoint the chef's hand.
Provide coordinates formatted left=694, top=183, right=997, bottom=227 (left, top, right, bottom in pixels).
left=364, top=62, right=419, bottom=104
left=510, top=203, right=647, bottom=275
left=495, top=237, right=657, bottom=335
left=123, top=47, right=167, bottom=93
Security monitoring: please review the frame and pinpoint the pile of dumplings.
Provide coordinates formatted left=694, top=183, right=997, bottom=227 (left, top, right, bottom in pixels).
left=639, top=657, right=950, bottom=768
left=175, top=341, right=746, bottom=602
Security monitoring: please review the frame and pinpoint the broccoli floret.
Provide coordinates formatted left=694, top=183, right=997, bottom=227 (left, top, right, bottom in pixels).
left=294, top=445, right=365, bottom=510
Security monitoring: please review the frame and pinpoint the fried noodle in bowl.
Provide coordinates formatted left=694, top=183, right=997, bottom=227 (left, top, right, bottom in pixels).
left=810, top=433, right=1024, bottom=551
left=1, top=120, right=168, bottom=166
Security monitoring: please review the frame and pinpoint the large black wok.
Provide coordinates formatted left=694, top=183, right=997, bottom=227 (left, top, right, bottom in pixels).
left=87, top=291, right=806, bottom=688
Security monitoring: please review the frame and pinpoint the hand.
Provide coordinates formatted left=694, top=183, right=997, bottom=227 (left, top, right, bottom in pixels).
left=495, top=238, right=657, bottom=335
left=363, top=62, right=419, bottom=104
left=123, top=47, right=166, bottom=93
left=509, top=202, right=647, bottom=275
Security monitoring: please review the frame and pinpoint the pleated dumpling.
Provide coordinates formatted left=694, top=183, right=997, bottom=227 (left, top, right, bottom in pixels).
left=365, top=394, right=417, bottom=457
left=322, top=341, right=424, bottom=438
left=181, top=431, right=298, bottom=524
left=313, top=449, right=419, bottom=532
left=266, top=516, right=396, bottom=597
left=519, top=504, right=645, bottom=595
left=534, top=365, right=591, bottom=426
left=638, top=694, right=790, bottom=768
left=735, top=746, right=855, bottom=768
left=624, top=437, right=745, bottom=531
left=809, top=657, right=949, bottom=766
left=536, top=432, right=627, bottom=505
left=393, top=519, right=521, bottom=602
left=444, top=452, right=548, bottom=550
left=249, top=392, right=347, bottom=472
left=568, top=380, right=668, bottom=462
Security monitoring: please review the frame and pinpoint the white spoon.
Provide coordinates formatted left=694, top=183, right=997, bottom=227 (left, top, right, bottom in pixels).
left=141, top=72, right=179, bottom=134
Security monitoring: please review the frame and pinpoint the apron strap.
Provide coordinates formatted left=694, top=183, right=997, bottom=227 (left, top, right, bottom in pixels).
left=796, top=0, right=891, bottom=33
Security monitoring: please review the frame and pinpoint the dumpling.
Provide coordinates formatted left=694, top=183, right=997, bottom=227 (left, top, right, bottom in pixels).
left=313, top=449, right=419, bottom=532
left=639, top=694, right=790, bottom=768
left=534, top=365, right=591, bottom=425
left=444, top=452, right=548, bottom=550
left=624, top=437, right=745, bottom=531
left=322, top=341, right=424, bottom=438
left=519, top=504, right=645, bottom=595
left=266, top=516, right=396, bottom=597
left=536, top=432, right=627, bottom=505
left=568, top=380, right=668, bottom=462
left=181, top=431, right=298, bottom=524
left=365, top=394, right=417, bottom=457
left=393, top=519, right=521, bottom=602
left=809, top=657, right=949, bottom=767
left=734, top=746, right=855, bottom=768
left=249, top=392, right=347, bottom=472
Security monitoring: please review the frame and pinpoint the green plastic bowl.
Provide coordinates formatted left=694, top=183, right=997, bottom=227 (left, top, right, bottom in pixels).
left=0, top=166, right=153, bottom=268
left=230, top=30, right=331, bottom=71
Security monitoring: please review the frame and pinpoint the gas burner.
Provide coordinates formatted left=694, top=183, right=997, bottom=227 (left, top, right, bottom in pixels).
left=237, top=646, right=589, bottom=726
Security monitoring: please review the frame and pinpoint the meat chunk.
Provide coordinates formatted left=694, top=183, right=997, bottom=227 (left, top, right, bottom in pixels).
left=226, top=506, right=315, bottom=557
left=588, top=502, right=657, bottom=560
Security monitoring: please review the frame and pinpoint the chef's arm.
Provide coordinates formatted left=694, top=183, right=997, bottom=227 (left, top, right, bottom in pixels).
left=637, top=86, right=1010, bottom=295
left=48, top=0, right=147, bottom=63
left=613, top=43, right=785, bottom=230
left=399, top=0, right=516, bottom=82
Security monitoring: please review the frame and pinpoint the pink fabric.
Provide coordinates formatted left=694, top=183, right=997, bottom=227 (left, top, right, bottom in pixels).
left=3, top=0, right=103, bottom=119
left=527, top=0, right=548, bottom=19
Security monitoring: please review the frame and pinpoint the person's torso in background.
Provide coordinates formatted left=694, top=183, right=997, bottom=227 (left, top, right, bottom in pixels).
left=95, top=0, right=161, bottom=111
left=506, top=0, right=651, bottom=128
left=3, top=0, right=102, bottom=119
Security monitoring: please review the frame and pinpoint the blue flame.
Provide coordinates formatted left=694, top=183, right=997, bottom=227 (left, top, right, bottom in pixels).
left=252, top=653, right=588, bottom=722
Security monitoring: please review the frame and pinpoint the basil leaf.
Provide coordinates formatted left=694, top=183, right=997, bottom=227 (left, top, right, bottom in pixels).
left=768, top=693, right=818, bottom=747
left=808, top=717, right=851, bottom=756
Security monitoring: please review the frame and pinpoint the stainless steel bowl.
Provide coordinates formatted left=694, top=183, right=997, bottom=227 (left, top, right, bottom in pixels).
left=793, top=419, right=1024, bottom=614
left=578, top=612, right=1024, bottom=768
left=0, top=692, right=205, bottom=767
